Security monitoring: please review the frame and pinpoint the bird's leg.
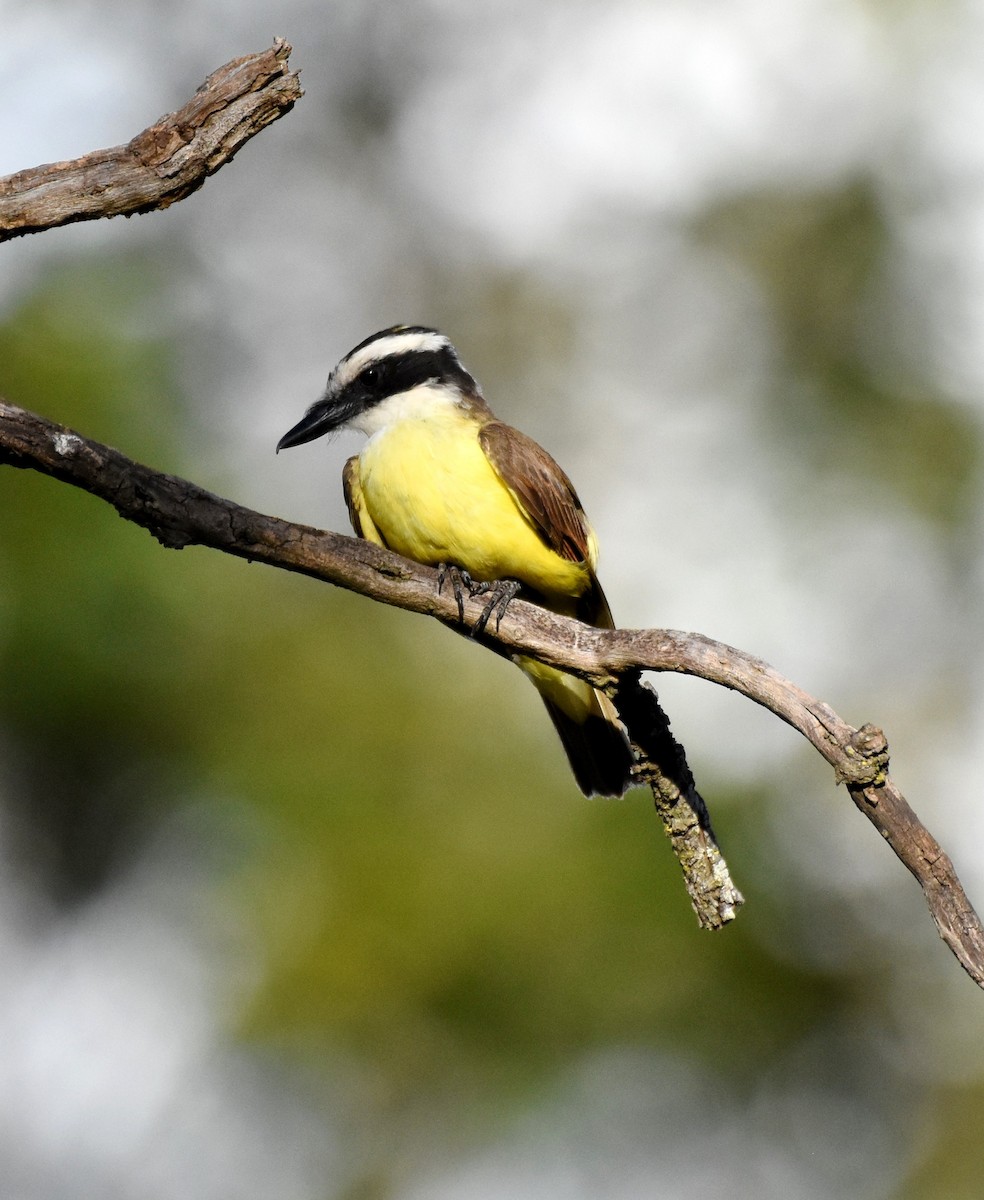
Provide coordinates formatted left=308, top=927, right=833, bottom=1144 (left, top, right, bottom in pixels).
left=437, top=564, right=521, bottom=634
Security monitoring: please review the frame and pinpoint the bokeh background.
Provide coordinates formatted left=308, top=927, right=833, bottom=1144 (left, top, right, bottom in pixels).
left=3, top=1, right=984, bottom=1196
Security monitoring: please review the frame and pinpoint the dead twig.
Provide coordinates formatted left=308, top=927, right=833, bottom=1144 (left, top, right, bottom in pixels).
left=0, top=39, right=301, bottom=241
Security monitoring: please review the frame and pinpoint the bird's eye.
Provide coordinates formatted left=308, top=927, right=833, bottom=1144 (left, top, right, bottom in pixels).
left=362, top=365, right=379, bottom=386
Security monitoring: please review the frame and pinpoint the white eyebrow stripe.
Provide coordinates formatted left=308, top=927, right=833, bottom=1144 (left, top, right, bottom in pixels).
left=332, top=330, right=450, bottom=391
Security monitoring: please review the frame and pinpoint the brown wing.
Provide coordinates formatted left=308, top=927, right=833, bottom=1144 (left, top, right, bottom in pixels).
left=342, top=455, right=388, bottom=547
left=479, top=421, right=593, bottom=565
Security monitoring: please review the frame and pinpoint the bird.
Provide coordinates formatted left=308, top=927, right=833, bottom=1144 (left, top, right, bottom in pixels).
left=277, top=325, right=636, bottom=797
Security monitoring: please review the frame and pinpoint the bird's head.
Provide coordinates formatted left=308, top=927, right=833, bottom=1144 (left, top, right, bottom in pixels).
left=277, top=325, right=482, bottom=451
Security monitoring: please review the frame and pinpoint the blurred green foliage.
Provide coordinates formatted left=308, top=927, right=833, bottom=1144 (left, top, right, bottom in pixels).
left=697, top=180, right=981, bottom=529
left=905, top=1078, right=984, bottom=1199
left=0, top=258, right=200, bottom=898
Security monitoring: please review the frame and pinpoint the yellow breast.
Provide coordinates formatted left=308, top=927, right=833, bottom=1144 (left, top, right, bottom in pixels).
left=357, top=410, right=592, bottom=604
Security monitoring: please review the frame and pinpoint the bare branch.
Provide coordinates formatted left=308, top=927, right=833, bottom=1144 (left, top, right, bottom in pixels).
left=0, top=39, right=302, bottom=241
left=2, top=400, right=981, bottom=986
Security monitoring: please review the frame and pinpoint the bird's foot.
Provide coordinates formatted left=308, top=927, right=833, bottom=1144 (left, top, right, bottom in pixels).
left=437, top=563, right=472, bottom=623
left=468, top=578, right=522, bottom=635
left=437, top=565, right=521, bottom=635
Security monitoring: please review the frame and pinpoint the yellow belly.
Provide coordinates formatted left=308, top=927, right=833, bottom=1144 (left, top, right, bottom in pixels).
left=357, top=415, right=591, bottom=604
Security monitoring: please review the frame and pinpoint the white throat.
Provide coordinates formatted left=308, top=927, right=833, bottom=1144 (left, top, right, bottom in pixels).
left=350, top=382, right=462, bottom=438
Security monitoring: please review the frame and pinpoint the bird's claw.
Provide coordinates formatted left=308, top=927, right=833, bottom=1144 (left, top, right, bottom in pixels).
left=471, top=579, right=521, bottom=635
left=437, top=565, right=521, bottom=635
left=437, top=563, right=471, bottom=623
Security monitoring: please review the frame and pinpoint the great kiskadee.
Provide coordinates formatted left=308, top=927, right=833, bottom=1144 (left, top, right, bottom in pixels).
left=277, top=325, right=636, bottom=797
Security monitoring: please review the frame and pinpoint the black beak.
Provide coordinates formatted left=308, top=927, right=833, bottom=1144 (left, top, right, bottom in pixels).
left=276, top=398, right=339, bottom=453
